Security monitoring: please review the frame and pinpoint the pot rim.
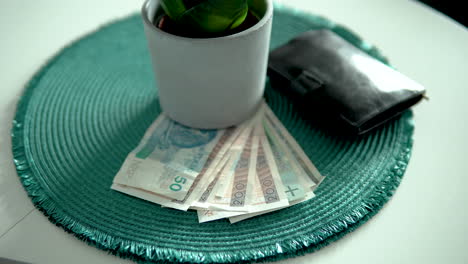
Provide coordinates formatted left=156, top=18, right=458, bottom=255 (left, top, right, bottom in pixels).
left=141, top=0, right=273, bottom=41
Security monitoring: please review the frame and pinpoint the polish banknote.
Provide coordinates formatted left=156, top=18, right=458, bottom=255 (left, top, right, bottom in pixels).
left=112, top=102, right=324, bottom=222
left=112, top=108, right=261, bottom=211
left=197, top=122, right=289, bottom=223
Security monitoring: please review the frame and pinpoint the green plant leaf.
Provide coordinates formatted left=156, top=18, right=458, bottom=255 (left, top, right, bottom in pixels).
left=179, top=0, right=248, bottom=34
left=160, top=0, right=187, bottom=20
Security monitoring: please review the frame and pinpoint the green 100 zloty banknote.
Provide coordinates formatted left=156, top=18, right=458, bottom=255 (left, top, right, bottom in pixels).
left=263, top=119, right=312, bottom=201
left=264, top=104, right=324, bottom=188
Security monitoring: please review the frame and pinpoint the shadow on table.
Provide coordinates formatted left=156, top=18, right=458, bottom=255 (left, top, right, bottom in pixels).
left=418, top=0, right=467, bottom=27
left=0, top=258, right=31, bottom=264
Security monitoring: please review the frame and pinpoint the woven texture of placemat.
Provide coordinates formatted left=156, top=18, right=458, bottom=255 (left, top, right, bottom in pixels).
left=12, top=5, right=414, bottom=264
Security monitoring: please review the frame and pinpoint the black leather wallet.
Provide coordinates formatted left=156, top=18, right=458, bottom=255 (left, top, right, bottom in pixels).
left=268, top=30, right=425, bottom=135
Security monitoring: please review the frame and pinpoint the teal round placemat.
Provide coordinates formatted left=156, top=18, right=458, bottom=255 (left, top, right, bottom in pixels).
left=12, top=5, right=413, bottom=264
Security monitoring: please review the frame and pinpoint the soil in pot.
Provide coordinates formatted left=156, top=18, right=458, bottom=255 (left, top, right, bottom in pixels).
left=153, top=11, right=260, bottom=38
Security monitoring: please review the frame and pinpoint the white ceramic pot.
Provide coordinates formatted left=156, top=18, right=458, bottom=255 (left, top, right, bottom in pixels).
left=142, top=0, right=273, bottom=129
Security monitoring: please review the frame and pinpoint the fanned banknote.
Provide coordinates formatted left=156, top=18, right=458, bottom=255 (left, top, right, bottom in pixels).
left=112, top=102, right=324, bottom=222
left=113, top=113, right=228, bottom=200
left=191, top=121, right=256, bottom=210
left=229, top=192, right=316, bottom=224
left=263, top=119, right=316, bottom=199
left=112, top=108, right=261, bottom=210
left=198, top=122, right=289, bottom=223
left=264, top=105, right=325, bottom=189
left=199, top=117, right=261, bottom=213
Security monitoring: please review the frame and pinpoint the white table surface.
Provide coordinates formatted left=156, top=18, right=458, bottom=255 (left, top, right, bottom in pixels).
left=1, top=0, right=467, bottom=263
